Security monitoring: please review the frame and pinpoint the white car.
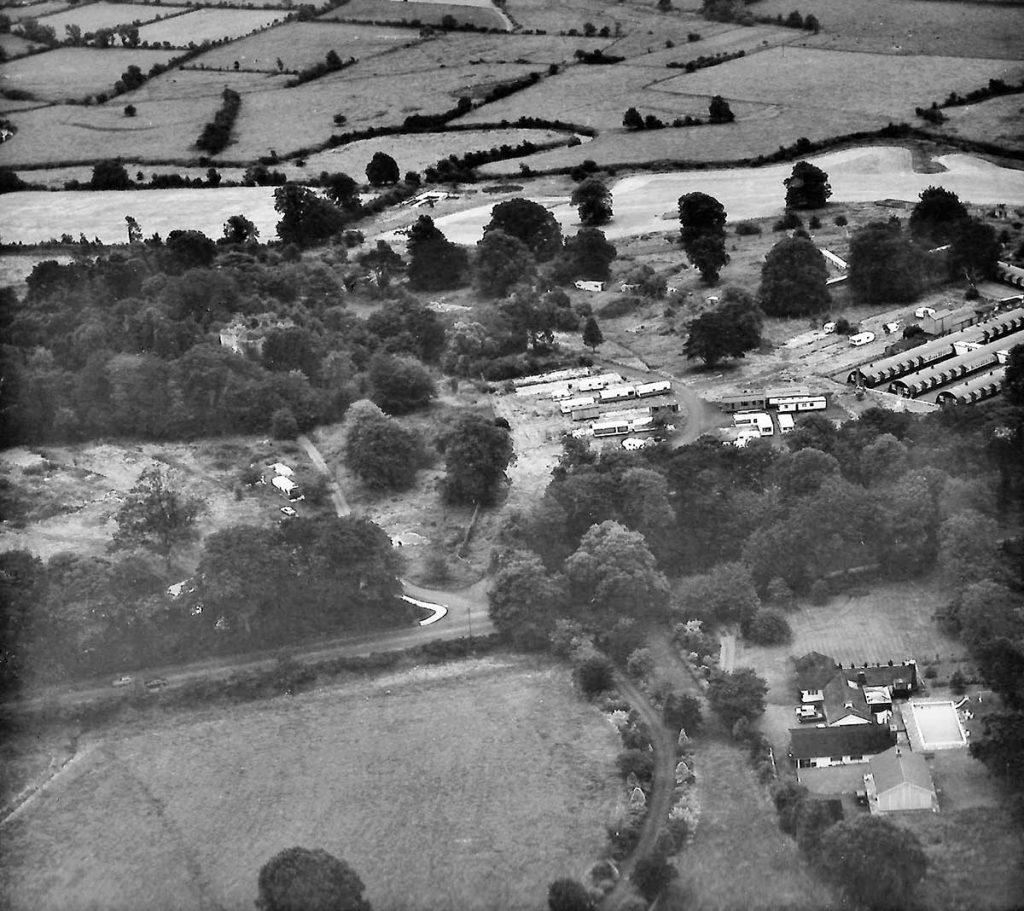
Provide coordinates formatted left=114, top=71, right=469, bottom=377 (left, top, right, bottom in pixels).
left=280, top=506, right=298, bottom=518
left=112, top=676, right=134, bottom=688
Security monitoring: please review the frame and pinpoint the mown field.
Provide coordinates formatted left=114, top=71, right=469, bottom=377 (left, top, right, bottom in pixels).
left=135, top=7, right=288, bottom=47
left=320, top=0, right=508, bottom=30
left=754, top=0, right=1024, bottom=60
left=0, top=46, right=176, bottom=101
left=0, top=658, right=621, bottom=911
left=190, top=20, right=417, bottom=72
left=33, top=1, right=168, bottom=35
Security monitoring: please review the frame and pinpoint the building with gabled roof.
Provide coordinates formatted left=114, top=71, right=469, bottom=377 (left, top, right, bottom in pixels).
left=789, top=724, right=896, bottom=769
left=863, top=746, right=938, bottom=814
left=822, top=675, right=875, bottom=726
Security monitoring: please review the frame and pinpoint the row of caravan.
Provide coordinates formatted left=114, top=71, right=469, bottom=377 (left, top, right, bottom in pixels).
left=558, top=380, right=673, bottom=413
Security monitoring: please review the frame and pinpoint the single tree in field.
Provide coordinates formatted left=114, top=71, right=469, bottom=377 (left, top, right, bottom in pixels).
left=343, top=400, right=422, bottom=490
left=908, top=185, right=969, bottom=246
left=484, top=198, right=563, bottom=261
left=571, top=176, right=613, bottom=226
left=684, top=287, right=763, bottom=366
left=255, top=846, right=372, bottom=911
left=847, top=220, right=924, bottom=303
left=406, top=214, right=468, bottom=290
left=582, top=315, right=604, bottom=352
left=473, top=229, right=536, bottom=298
left=111, top=468, right=204, bottom=568
left=91, top=159, right=132, bottom=190
left=365, top=150, right=399, bottom=186
left=707, top=94, right=734, bottom=123
left=125, top=215, right=142, bottom=244
left=706, top=667, right=768, bottom=726
left=441, top=412, right=515, bottom=506
left=784, top=161, right=832, bottom=209
left=678, top=192, right=729, bottom=283
left=759, top=235, right=830, bottom=316
left=819, top=817, right=927, bottom=910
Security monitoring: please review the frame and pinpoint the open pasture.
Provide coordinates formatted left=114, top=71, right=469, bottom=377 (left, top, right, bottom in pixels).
left=0, top=658, right=620, bottom=911
left=503, top=0, right=690, bottom=36
left=0, top=46, right=177, bottom=101
left=619, top=23, right=797, bottom=69
left=320, top=0, right=508, bottom=30
left=0, top=185, right=280, bottom=244
left=299, top=126, right=571, bottom=179
left=660, top=47, right=1024, bottom=120
left=754, top=0, right=1024, bottom=60
left=190, top=20, right=416, bottom=72
left=120, top=67, right=285, bottom=103
left=664, top=739, right=834, bottom=911
left=934, top=93, right=1024, bottom=152
left=5, top=0, right=69, bottom=22
left=35, top=1, right=167, bottom=36
left=136, top=7, right=288, bottom=47
left=0, top=33, right=44, bottom=59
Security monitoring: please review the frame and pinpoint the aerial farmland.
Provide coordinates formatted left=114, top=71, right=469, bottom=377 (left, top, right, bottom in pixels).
left=2, top=0, right=1024, bottom=909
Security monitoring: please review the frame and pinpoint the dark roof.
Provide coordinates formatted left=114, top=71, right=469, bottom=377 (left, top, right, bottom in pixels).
left=823, top=674, right=873, bottom=725
left=869, top=747, right=935, bottom=794
left=840, top=662, right=917, bottom=690
left=789, top=724, right=895, bottom=760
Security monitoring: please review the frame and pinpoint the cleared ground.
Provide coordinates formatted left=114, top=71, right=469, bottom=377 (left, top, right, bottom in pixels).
left=0, top=46, right=176, bottom=101
left=0, top=657, right=621, bottom=911
left=135, top=7, right=289, bottom=47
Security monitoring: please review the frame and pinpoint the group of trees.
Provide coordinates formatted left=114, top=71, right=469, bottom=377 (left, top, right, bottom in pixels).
left=678, top=191, right=729, bottom=282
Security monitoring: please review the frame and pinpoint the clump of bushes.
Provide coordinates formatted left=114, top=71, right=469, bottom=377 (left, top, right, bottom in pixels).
left=735, top=221, right=762, bottom=235
left=196, top=87, right=241, bottom=155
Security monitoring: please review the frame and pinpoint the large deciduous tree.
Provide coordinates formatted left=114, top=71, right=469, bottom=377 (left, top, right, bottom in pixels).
left=473, top=229, right=536, bottom=298
left=441, top=412, right=515, bottom=506
left=111, top=468, right=204, bottom=567
left=274, top=184, right=347, bottom=247
left=819, top=817, right=927, bottom=910
left=564, top=520, right=670, bottom=619
left=678, top=192, right=729, bottom=283
left=908, top=185, right=969, bottom=246
left=255, top=847, right=372, bottom=911
left=706, top=667, right=768, bottom=726
left=570, top=177, right=613, bottom=226
left=554, top=228, right=617, bottom=283
left=343, top=400, right=422, bottom=490
left=489, top=550, right=568, bottom=649
left=367, top=353, right=436, bottom=415
left=406, top=214, right=468, bottom=290
left=848, top=221, right=924, bottom=303
left=758, top=235, right=830, bottom=316
left=484, top=198, right=563, bottom=261
left=684, top=287, right=763, bottom=366
left=674, top=561, right=760, bottom=627
left=784, top=161, right=831, bottom=209
left=547, top=877, right=593, bottom=911
left=365, top=150, right=399, bottom=186
left=948, top=217, right=1000, bottom=285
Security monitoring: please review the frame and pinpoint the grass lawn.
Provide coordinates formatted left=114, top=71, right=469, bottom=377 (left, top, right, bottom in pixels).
left=0, top=657, right=621, bottom=911
left=136, top=7, right=289, bottom=47
left=0, top=46, right=177, bottom=101
left=754, top=0, right=1024, bottom=61
left=190, top=20, right=417, bottom=72
left=35, top=1, right=168, bottom=35
left=663, top=737, right=836, bottom=911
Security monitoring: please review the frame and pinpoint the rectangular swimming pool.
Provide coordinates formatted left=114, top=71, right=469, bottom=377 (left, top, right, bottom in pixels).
left=907, top=700, right=967, bottom=750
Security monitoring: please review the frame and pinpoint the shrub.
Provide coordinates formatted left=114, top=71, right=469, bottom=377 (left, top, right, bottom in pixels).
left=626, top=647, right=655, bottom=679
left=809, top=579, right=830, bottom=605
left=735, top=221, right=762, bottom=235
left=950, top=669, right=966, bottom=694
left=617, top=748, right=656, bottom=781
left=270, top=407, right=299, bottom=440
left=124, top=104, right=136, bottom=117
left=773, top=211, right=803, bottom=231
left=924, top=665, right=938, bottom=680
left=744, top=609, right=793, bottom=645
left=809, top=215, right=821, bottom=229
left=834, top=214, right=848, bottom=227
left=575, top=653, right=614, bottom=696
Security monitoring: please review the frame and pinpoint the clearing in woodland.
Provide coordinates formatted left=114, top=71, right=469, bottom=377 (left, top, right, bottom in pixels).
left=0, top=658, right=621, bottom=911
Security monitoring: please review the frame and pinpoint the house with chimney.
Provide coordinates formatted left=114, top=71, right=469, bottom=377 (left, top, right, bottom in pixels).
left=789, top=724, right=896, bottom=770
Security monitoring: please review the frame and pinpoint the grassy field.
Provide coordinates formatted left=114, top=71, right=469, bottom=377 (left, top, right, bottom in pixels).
left=934, top=93, right=1024, bottom=152
left=190, top=20, right=417, bottom=72
left=0, top=46, right=177, bottom=101
left=663, top=738, right=836, bottom=911
left=0, top=33, right=44, bottom=59
left=754, top=0, right=1024, bottom=60
left=136, top=7, right=288, bottom=47
left=0, top=657, right=621, bottom=911
left=320, top=0, right=508, bottom=29
left=6, top=0, right=69, bottom=22
left=34, top=1, right=168, bottom=35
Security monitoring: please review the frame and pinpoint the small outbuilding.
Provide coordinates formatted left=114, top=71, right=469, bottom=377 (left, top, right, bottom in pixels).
left=863, top=746, right=938, bottom=814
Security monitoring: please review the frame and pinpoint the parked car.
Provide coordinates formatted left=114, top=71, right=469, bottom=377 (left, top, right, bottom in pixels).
left=280, top=506, right=298, bottom=518
left=144, top=677, right=168, bottom=690
left=795, top=705, right=824, bottom=723
left=112, top=675, right=134, bottom=687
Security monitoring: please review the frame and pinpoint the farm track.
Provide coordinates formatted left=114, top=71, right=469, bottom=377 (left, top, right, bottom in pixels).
left=297, top=433, right=350, bottom=517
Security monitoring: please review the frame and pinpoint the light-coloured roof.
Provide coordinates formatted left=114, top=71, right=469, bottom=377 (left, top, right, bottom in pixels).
left=869, top=747, right=935, bottom=794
